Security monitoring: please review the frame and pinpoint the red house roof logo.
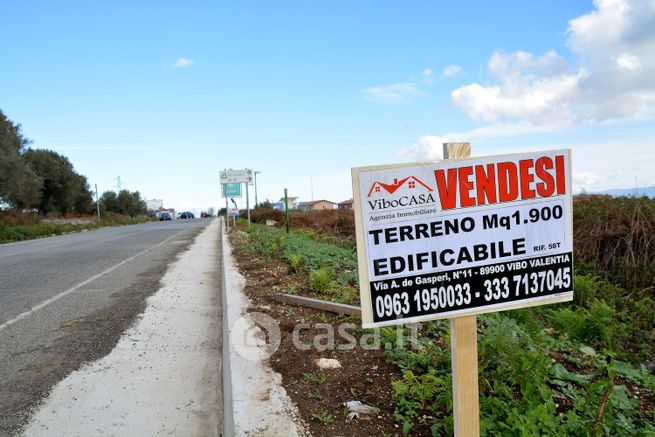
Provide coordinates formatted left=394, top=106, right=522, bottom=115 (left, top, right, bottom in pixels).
left=367, top=176, right=433, bottom=197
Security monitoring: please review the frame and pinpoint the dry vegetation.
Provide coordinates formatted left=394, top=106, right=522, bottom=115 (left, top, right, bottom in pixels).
left=573, top=195, right=655, bottom=289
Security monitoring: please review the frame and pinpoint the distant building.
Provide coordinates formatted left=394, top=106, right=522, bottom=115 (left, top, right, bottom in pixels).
left=274, top=196, right=300, bottom=211
left=298, top=200, right=336, bottom=211
left=338, top=199, right=353, bottom=210
left=146, top=199, right=163, bottom=211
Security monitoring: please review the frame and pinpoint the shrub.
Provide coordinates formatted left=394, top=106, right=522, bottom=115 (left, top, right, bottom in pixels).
left=573, top=195, right=655, bottom=289
left=309, top=268, right=334, bottom=293
left=547, top=300, right=614, bottom=347
left=288, top=254, right=304, bottom=273
left=251, top=207, right=284, bottom=224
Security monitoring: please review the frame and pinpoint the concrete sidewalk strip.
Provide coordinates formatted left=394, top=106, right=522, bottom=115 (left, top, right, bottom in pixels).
left=222, top=228, right=310, bottom=437
left=23, top=220, right=223, bottom=437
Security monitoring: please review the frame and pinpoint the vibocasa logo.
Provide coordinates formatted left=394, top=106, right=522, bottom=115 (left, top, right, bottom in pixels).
left=366, top=176, right=436, bottom=210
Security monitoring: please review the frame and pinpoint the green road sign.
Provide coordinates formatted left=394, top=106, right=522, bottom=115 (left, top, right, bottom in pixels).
left=222, top=183, right=242, bottom=198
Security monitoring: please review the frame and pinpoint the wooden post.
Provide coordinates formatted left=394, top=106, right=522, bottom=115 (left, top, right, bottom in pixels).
left=444, top=142, right=480, bottom=437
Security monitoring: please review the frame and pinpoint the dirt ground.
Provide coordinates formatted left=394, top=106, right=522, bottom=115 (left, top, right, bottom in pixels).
left=230, top=228, right=417, bottom=437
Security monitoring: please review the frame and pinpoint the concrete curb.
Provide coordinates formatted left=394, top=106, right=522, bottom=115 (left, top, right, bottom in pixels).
left=221, top=222, right=309, bottom=437
left=220, top=218, right=235, bottom=436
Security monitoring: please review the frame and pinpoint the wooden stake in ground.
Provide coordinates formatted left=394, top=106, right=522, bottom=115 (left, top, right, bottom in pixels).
left=444, top=142, right=480, bottom=437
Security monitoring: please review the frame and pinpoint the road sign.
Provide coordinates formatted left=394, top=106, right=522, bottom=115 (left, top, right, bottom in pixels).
left=222, top=183, right=242, bottom=198
left=220, top=169, right=252, bottom=184
left=352, top=149, right=573, bottom=328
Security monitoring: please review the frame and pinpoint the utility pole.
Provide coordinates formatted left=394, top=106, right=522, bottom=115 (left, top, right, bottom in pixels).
left=310, top=177, right=314, bottom=201
left=95, top=184, right=100, bottom=218
left=114, top=176, right=122, bottom=193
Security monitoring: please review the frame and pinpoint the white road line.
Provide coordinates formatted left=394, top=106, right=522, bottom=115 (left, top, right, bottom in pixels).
left=0, top=228, right=191, bottom=333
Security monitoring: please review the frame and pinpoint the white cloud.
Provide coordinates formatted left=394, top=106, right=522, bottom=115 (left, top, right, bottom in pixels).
left=450, top=0, right=655, bottom=125
left=423, top=68, right=434, bottom=84
left=396, top=135, right=448, bottom=161
left=172, top=57, right=193, bottom=68
left=363, top=82, right=423, bottom=103
left=442, top=64, right=462, bottom=77
left=365, top=66, right=443, bottom=102
left=396, top=121, right=563, bottom=162
left=573, top=171, right=603, bottom=186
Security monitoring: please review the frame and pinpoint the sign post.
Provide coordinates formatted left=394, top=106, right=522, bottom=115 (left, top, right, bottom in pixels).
left=221, top=169, right=254, bottom=230
left=225, top=195, right=229, bottom=231
left=444, top=142, right=479, bottom=437
left=246, top=179, right=251, bottom=228
left=351, top=144, right=573, bottom=436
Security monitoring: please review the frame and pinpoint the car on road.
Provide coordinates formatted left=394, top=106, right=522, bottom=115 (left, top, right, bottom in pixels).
left=180, top=211, right=195, bottom=219
left=159, top=212, right=172, bottom=221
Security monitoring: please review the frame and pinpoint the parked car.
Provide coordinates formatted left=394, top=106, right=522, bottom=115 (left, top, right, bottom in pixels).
left=159, top=212, right=172, bottom=221
left=180, top=211, right=195, bottom=219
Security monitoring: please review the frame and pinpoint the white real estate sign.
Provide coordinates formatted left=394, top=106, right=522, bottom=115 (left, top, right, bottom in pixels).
left=352, top=149, right=573, bottom=328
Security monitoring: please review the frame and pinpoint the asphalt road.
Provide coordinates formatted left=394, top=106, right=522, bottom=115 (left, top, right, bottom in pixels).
left=0, top=219, right=211, bottom=435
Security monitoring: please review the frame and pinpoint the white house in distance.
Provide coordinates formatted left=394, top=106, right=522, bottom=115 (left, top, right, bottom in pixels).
left=273, top=196, right=300, bottom=211
left=281, top=196, right=300, bottom=209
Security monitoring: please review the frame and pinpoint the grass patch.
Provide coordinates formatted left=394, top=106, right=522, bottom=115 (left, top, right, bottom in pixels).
left=241, top=224, right=359, bottom=303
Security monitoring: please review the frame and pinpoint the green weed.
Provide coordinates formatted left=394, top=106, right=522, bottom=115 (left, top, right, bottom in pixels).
left=311, top=410, right=333, bottom=426
left=303, top=372, right=326, bottom=385
left=288, top=254, right=304, bottom=273
left=309, top=268, right=335, bottom=294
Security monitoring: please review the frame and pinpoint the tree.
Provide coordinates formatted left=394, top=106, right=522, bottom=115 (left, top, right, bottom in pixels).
left=255, top=199, right=274, bottom=209
left=72, top=174, right=94, bottom=215
left=0, top=109, right=41, bottom=208
left=116, top=190, right=146, bottom=217
left=22, top=149, right=91, bottom=215
left=99, top=191, right=118, bottom=214
left=101, top=190, right=146, bottom=217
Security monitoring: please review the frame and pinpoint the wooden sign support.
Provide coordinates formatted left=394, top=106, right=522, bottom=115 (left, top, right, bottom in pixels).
left=444, top=142, right=480, bottom=437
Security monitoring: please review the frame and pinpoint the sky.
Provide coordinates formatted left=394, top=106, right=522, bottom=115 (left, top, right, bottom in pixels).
left=1, top=0, right=654, bottom=212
